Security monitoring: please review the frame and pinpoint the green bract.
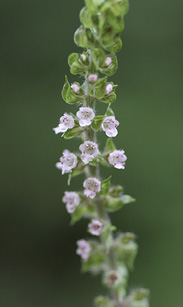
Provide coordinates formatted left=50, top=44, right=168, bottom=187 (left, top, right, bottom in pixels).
left=62, top=76, right=84, bottom=104
left=91, top=115, right=105, bottom=132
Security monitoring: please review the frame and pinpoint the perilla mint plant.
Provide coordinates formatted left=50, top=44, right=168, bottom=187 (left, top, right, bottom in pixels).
left=54, top=0, right=150, bottom=306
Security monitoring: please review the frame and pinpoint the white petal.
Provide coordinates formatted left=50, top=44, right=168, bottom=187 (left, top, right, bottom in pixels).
left=56, top=162, right=62, bottom=170
left=106, top=128, right=118, bottom=137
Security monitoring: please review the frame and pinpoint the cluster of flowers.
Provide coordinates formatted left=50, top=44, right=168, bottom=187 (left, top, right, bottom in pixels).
left=53, top=57, right=127, bottom=263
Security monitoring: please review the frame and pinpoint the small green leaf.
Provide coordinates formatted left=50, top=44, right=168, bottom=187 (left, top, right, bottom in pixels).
left=95, top=296, right=116, bottom=307
left=100, top=176, right=112, bottom=196
left=104, top=138, right=116, bottom=152
left=105, top=195, right=135, bottom=212
left=85, top=0, right=105, bottom=14
left=100, top=91, right=116, bottom=103
left=89, top=77, right=107, bottom=99
left=68, top=53, right=79, bottom=67
left=100, top=54, right=118, bottom=76
left=132, top=289, right=150, bottom=301
left=63, top=127, right=84, bottom=139
left=82, top=249, right=105, bottom=273
left=71, top=203, right=95, bottom=225
left=61, top=76, right=70, bottom=102
left=74, top=25, right=90, bottom=48
left=92, top=48, right=106, bottom=70
left=109, top=185, right=123, bottom=197
left=102, top=35, right=122, bottom=53
left=91, top=115, right=105, bottom=132
left=80, top=7, right=94, bottom=28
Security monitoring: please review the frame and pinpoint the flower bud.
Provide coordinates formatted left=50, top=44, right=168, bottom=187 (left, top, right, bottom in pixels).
left=71, top=83, right=80, bottom=94
left=105, top=57, right=112, bottom=67
left=88, top=74, right=98, bottom=83
left=105, top=83, right=113, bottom=95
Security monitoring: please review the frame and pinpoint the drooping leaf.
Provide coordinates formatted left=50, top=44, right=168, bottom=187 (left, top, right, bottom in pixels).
left=68, top=53, right=79, bottom=67
left=100, top=176, right=112, bottom=196
left=63, top=127, right=84, bottom=139
left=100, top=91, right=116, bottom=103
left=105, top=195, right=136, bottom=212
left=91, top=115, right=105, bottom=132
left=104, top=138, right=116, bottom=152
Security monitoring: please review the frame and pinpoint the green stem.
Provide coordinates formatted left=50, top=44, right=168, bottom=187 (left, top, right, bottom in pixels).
left=83, top=57, right=123, bottom=306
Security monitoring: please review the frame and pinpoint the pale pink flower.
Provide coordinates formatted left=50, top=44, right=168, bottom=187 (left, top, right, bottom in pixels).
left=53, top=113, right=75, bottom=134
left=105, top=57, right=112, bottom=67
left=101, top=116, right=119, bottom=137
left=88, top=219, right=102, bottom=236
left=88, top=74, right=98, bottom=83
left=76, top=107, right=95, bottom=127
left=83, top=177, right=101, bottom=199
left=56, top=150, right=78, bottom=175
left=62, top=191, right=80, bottom=213
left=108, top=150, right=127, bottom=169
left=71, top=83, right=80, bottom=94
left=76, top=239, right=91, bottom=261
left=79, top=141, right=99, bottom=164
left=106, top=84, right=113, bottom=95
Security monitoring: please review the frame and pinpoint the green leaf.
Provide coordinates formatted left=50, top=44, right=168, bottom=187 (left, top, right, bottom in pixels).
left=102, top=35, right=122, bottom=53
left=100, top=91, right=116, bottom=103
left=92, top=48, right=106, bottom=70
left=100, top=54, right=118, bottom=76
left=85, top=0, right=105, bottom=14
left=61, top=76, right=70, bottom=102
left=71, top=203, right=95, bottom=225
left=89, top=77, right=107, bottom=99
left=82, top=248, right=105, bottom=273
left=104, top=138, right=116, bottom=152
left=132, top=289, right=150, bottom=301
left=100, top=176, right=112, bottom=196
left=109, top=185, right=123, bottom=197
left=74, top=25, right=91, bottom=48
left=63, top=127, right=84, bottom=139
left=105, top=195, right=135, bottom=212
left=80, top=7, right=94, bottom=28
left=95, top=296, right=116, bottom=307
left=68, top=53, right=79, bottom=67
left=70, top=62, right=86, bottom=75
left=91, top=115, right=105, bottom=132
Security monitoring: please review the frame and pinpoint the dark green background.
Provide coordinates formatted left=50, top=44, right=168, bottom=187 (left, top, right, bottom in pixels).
left=0, top=0, right=183, bottom=306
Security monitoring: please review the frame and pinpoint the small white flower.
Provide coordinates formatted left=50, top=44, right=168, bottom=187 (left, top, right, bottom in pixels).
left=106, top=84, right=113, bottom=95
left=105, top=57, right=112, bottom=67
left=76, top=107, right=95, bottom=127
left=71, top=83, right=80, bottom=94
left=81, top=54, right=86, bottom=61
left=83, top=177, right=101, bottom=199
left=88, top=74, right=98, bottom=83
left=108, top=150, right=127, bottom=169
left=76, top=239, right=91, bottom=261
left=79, top=141, right=99, bottom=164
left=101, top=116, right=119, bottom=137
left=53, top=113, right=75, bottom=134
left=62, top=191, right=80, bottom=213
left=56, top=150, right=78, bottom=175
left=88, top=219, right=102, bottom=236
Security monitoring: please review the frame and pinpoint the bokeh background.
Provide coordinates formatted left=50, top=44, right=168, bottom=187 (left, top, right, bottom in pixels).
left=0, top=0, right=183, bottom=306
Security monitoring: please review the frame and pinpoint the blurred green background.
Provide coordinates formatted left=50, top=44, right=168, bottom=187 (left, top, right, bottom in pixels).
left=0, top=0, right=183, bottom=306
